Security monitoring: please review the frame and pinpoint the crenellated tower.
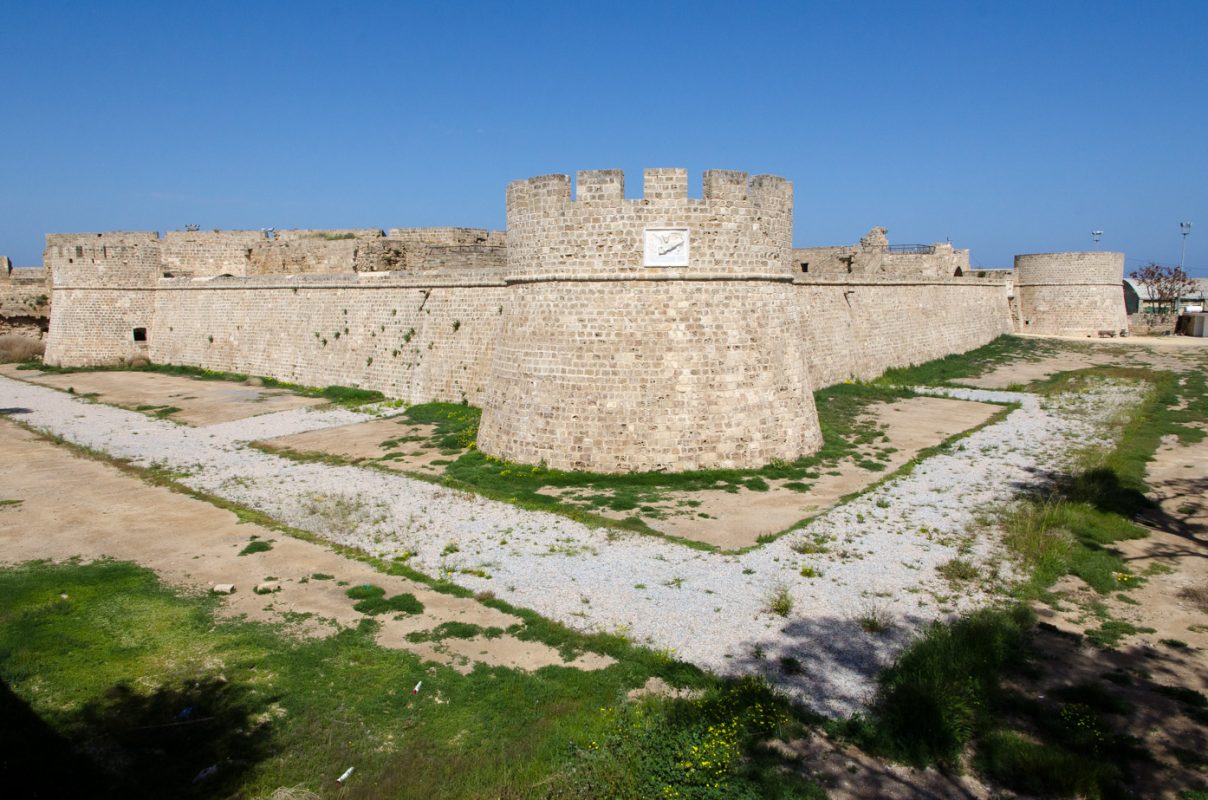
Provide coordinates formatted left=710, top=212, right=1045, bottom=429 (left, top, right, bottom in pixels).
left=476, top=168, right=823, bottom=473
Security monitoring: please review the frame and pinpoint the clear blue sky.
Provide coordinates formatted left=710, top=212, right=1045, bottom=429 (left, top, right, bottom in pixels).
left=3, top=1, right=1205, bottom=275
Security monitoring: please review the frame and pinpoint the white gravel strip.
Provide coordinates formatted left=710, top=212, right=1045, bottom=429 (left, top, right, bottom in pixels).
left=0, top=375, right=1143, bottom=717
left=198, top=403, right=397, bottom=444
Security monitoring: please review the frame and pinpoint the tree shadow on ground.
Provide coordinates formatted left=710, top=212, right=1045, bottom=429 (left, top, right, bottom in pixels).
left=751, top=614, right=1207, bottom=799
left=1011, top=463, right=1208, bottom=561
left=0, top=675, right=276, bottom=799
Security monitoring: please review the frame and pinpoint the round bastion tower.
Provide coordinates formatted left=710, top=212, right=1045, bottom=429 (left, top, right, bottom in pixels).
left=476, top=168, right=824, bottom=473
left=1014, top=251, right=1128, bottom=336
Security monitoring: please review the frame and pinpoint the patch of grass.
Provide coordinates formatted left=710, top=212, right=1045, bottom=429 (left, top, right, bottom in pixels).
left=1085, top=619, right=1153, bottom=648
left=1159, top=638, right=1188, bottom=649
left=133, top=403, right=182, bottom=419
left=310, top=572, right=334, bottom=581
left=547, top=676, right=819, bottom=800
left=400, top=402, right=480, bottom=451
left=237, top=540, right=272, bottom=556
left=0, top=559, right=823, bottom=799
left=937, top=558, right=979, bottom=583
left=767, top=586, right=793, bottom=617
left=875, top=335, right=1058, bottom=387
left=1051, top=682, right=1134, bottom=715
left=0, top=499, right=23, bottom=508
left=836, top=605, right=1035, bottom=765
left=975, top=729, right=1124, bottom=798
left=1153, top=684, right=1208, bottom=708
left=856, top=603, right=892, bottom=634
left=344, top=584, right=424, bottom=616
left=405, top=622, right=503, bottom=643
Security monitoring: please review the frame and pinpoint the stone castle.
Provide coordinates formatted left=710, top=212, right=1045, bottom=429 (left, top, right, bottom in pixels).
left=4, top=168, right=1128, bottom=472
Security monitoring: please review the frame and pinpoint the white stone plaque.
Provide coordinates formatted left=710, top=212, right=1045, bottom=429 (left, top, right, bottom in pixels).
left=643, top=228, right=690, bottom=267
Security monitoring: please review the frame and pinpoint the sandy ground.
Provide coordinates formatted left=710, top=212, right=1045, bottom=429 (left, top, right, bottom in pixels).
left=0, top=364, right=326, bottom=425
left=964, top=334, right=1208, bottom=389
left=1026, top=426, right=1208, bottom=798
left=961, top=352, right=1117, bottom=389
left=0, top=420, right=611, bottom=674
left=653, top=396, right=1002, bottom=548
left=259, top=417, right=452, bottom=473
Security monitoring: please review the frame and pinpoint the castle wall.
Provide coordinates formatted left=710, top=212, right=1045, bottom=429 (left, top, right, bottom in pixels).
left=43, top=232, right=161, bottom=366
left=161, top=230, right=265, bottom=277
left=147, top=272, right=506, bottom=404
left=792, top=228, right=970, bottom=279
left=0, top=284, right=51, bottom=339
left=1014, top=252, right=1127, bottom=336
left=477, top=169, right=822, bottom=473
left=795, top=277, right=1013, bottom=388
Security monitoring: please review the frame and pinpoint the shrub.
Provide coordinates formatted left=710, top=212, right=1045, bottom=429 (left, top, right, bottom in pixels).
left=937, top=558, right=979, bottom=583
left=846, top=605, right=1035, bottom=765
left=856, top=602, right=892, bottom=634
left=548, top=677, right=807, bottom=800
left=344, top=584, right=424, bottom=616
left=0, top=335, right=44, bottom=363
left=766, top=585, right=793, bottom=617
left=237, top=540, right=272, bottom=556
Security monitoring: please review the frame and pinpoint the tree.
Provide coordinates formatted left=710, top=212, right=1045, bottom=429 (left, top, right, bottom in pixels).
left=1130, top=262, right=1196, bottom=314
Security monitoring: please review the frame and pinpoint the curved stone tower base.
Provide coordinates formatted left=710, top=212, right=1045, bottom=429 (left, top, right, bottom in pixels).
left=1014, top=251, right=1127, bottom=336
left=478, top=278, right=820, bottom=472
left=477, top=168, right=823, bottom=473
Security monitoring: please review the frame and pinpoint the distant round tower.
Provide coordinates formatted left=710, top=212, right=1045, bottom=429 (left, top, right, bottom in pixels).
left=476, top=168, right=823, bottom=473
left=1014, top=251, right=1127, bottom=336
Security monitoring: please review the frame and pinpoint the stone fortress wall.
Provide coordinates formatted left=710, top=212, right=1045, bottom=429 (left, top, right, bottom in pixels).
left=477, top=169, right=822, bottom=472
left=43, top=232, right=163, bottom=365
left=30, top=167, right=1127, bottom=473
left=791, top=226, right=1013, bottom=387
left=1014, top=251, right=1128, bottom=336
left=156, top=227, right=506, bottom=278
left=0, top=257, right=51, bottom=339
left=42, top=228, right=507, bottom=404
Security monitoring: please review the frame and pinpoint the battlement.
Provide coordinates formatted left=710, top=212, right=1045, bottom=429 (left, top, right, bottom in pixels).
left=506, top=168, right=793, bottom=210
left=504, top=168, right=794, bottom=282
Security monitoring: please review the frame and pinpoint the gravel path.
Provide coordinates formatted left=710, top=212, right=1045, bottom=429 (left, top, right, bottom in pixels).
left=0, top=375, right=1144, bottom=716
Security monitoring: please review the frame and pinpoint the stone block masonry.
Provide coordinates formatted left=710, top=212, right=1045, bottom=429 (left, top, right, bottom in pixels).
left=1015, top=252, right=1127, bottom=337
left=149, top=272, right=507, bottom=405
left=477, top=169, right=823, bottom=472
left=33, top=168, right=1129, bottom=475
left=796, top=277, right=1012, bottom=388
left=43, top=233, right=162, bottom=366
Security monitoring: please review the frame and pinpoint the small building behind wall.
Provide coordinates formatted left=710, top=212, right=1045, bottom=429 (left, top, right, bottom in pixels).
left=1181, top=312, right=1208, bottom=337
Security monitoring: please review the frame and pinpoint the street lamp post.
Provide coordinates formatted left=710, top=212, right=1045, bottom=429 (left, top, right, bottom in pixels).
left=1179, top=221, right=1192, bottom=269
left=1091, top=230, right=1103, bottom=249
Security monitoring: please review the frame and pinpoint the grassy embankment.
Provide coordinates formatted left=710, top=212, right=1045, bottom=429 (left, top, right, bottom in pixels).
left=832, top=364, right=1208, bottom=798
